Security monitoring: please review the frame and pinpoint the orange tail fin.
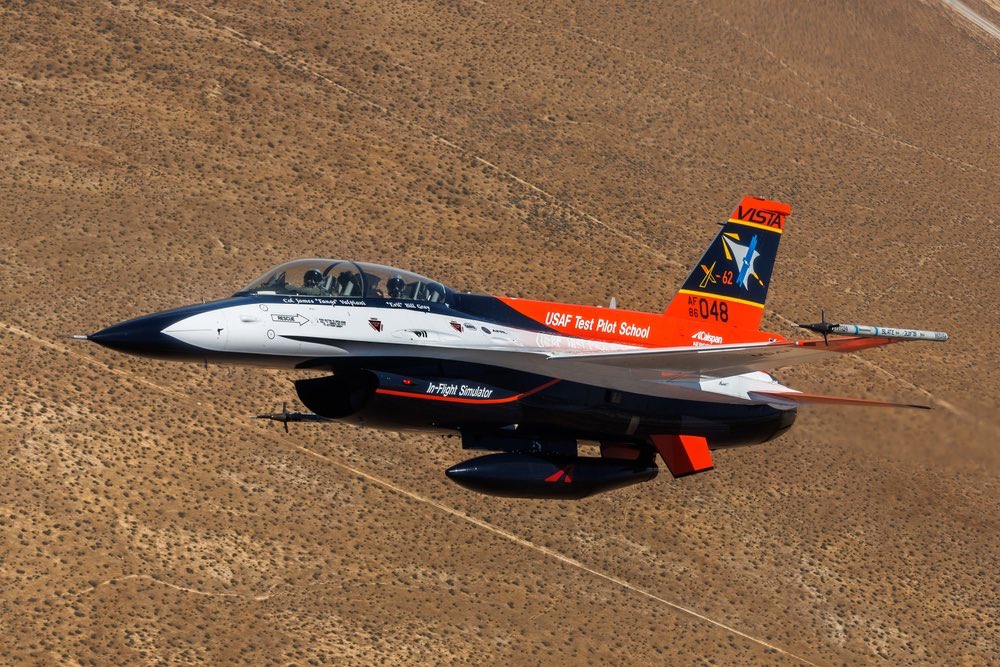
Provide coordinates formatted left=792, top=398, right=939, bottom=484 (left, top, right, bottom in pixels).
left=664, top=196, right=790, bottom=331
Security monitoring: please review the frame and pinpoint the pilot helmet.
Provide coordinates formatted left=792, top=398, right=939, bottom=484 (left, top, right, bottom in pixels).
left=387, top=275, right=405, bottom=294
left=303, top=269, right=323, bottom=287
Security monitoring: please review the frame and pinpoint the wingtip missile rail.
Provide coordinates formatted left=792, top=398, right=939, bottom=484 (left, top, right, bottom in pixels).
left=797, top=321, right=949, bottom=342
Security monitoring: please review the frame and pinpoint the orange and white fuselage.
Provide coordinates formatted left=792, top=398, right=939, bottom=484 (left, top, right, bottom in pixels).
left=85, top=197, right=947, bottom=497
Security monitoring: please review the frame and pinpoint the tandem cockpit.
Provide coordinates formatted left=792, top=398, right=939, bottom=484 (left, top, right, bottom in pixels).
left=236, top=259, right=453, bottom=304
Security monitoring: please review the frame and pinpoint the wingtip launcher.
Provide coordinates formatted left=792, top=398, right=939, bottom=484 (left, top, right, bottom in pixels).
left=797, top=321, right=949, bottom=343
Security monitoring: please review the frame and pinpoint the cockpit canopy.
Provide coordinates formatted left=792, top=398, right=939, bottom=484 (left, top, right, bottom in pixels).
left=236, top=259, right=453, bottom=303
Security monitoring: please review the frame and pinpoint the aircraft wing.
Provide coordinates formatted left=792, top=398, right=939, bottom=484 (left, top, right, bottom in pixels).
left=546, top=336, right=899, bottom=379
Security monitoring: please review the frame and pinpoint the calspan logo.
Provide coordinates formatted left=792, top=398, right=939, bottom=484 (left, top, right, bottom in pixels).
left=692, top=330, right=723, bottom=345
left=721, top=232, right=764, bottom=291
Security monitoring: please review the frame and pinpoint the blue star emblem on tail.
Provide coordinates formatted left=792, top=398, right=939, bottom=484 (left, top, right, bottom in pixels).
left=721, top=233, right=765, bottom=290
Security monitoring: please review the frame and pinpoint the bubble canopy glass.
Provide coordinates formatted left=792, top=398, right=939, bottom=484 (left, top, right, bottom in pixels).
left=236, top=259, right=452, bottom=303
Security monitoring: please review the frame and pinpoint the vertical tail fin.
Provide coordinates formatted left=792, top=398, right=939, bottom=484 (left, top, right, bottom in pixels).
left=664, top=196, right=790, bottom=331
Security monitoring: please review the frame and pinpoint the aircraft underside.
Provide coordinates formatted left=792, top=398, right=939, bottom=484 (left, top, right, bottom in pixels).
left=292, top=357, right=796, bottom=448
left=288, top=358, right=795, bottom=498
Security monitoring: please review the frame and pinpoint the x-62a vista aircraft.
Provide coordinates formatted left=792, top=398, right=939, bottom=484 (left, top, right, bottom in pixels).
left=85, top=197, right=948, bottom=499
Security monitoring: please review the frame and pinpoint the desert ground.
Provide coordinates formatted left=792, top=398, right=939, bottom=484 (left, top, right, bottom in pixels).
left=1, top=1, right=998, bottom=664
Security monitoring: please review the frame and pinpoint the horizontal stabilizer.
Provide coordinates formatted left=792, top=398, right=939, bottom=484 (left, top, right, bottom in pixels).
left=749, top=391, right=930, bottom=410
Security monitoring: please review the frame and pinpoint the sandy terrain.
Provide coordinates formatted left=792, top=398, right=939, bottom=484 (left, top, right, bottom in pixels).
left=1, top=0, right=997, bottom=664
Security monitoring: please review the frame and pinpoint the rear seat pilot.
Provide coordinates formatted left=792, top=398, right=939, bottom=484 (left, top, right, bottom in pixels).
left=388, top=275, right=407, bottom=299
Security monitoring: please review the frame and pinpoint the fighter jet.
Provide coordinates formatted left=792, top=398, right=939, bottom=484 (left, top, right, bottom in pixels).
left=84, top=197, right=948, bottom=499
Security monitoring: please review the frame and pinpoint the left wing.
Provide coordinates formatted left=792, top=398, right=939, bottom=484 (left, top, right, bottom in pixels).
left=546, top=336, right=899, bottom=379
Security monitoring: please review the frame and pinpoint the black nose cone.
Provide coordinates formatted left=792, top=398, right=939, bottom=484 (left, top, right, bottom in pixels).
left=89, top=310, right=197, bottom=359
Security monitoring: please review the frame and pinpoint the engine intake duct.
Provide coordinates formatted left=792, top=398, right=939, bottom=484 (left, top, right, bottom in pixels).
left=445, top=453, right=658, bottom=499
left=295, top=370, right=377, bottom=419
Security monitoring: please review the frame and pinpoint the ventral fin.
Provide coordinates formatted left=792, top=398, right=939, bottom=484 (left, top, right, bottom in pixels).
left=651, top=434, right=714, bottom=478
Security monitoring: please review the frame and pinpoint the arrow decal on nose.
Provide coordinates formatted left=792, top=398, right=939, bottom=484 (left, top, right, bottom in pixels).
left=271, top=313, right=310, bottom=326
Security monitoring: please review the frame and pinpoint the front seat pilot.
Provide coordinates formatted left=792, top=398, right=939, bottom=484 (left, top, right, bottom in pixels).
left=297, top=269, right=328, bottom=296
